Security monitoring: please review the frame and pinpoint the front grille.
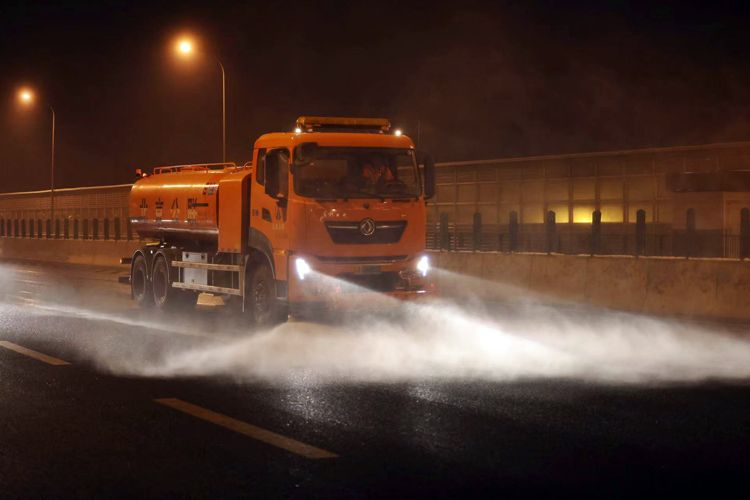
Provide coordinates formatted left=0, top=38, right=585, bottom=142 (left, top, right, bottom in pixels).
left=315, top=255, right=407, bottom=264
left=339, top=272, right=400, bottom=292
left=325, top=221, right=407, bottom=244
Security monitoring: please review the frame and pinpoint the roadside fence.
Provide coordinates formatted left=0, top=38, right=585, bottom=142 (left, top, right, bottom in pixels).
left=427, top=207, right=750, bottom=259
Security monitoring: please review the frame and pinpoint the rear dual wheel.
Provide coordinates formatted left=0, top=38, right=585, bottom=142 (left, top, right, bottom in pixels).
left=131, top=254, right=152, bottom=308
left=151, top=254, right=196, bottom=310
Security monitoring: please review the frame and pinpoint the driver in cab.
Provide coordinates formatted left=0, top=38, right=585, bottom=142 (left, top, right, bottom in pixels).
left=360, top=157, right=394, bottom=187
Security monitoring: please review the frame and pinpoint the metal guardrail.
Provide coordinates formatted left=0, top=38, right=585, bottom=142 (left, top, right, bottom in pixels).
left=426, top=210, right=750, bottom=259
left=0, top=184, right=133, bottom=241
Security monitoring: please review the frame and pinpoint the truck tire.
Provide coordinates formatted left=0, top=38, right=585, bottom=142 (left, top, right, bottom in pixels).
left=131, top=254, right=153, bottom=308
left=152, top=254, right=195, bottom=310
left=246, top=263, right=287, bottom=327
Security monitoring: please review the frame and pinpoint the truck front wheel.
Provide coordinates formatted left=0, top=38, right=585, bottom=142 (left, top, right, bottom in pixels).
left=246, top=264, right=287, bottom=327
left=131, top=254, right=152, bottom=308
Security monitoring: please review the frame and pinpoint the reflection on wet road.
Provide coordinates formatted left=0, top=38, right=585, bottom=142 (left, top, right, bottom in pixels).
left=1, top=259, right=749, bottom=497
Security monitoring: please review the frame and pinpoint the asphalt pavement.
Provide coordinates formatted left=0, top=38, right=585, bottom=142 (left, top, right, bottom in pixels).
left=0, top=259, right=748, bottom=498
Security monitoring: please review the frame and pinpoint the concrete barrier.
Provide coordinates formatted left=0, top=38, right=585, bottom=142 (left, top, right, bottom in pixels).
left=0, top=238, right=139, bottom=267
left=2, top=238, right=749, bottom=321
left=430, top=251, right=750, bottom=322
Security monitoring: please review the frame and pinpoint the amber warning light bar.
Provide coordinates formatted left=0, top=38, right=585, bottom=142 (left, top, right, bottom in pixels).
left=295, top=116, right=391, bottom=133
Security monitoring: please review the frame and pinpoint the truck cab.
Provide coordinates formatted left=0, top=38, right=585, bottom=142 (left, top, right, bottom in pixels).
left=251, top=117, right=435, bottom=313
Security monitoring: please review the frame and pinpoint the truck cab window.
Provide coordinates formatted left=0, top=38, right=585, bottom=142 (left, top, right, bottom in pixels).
left=294, top=148, right=419, bottom=199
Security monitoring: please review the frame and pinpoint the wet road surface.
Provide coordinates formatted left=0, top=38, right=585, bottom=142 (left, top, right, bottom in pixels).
left=0, top=259, right=749, bottom=498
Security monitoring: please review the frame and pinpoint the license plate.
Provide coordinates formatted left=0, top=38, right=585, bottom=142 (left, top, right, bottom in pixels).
left=357, top=265, right=382, bottom=275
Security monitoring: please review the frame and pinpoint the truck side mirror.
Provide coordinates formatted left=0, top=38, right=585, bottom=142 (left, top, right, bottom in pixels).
left=276, top=193, right=288, bottom=208
left=418, top=151, right=436, bottom=200
left=264, top=155, right=279, bottom=198
left=264, top=149, right=290, bottom=201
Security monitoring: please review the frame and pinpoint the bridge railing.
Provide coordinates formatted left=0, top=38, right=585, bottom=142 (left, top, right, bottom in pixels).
left=425, top=208, right=750, bottom=259
left=0, top=184, right=134, bottom=241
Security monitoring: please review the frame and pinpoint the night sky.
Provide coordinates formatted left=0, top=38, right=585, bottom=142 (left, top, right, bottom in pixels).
left=1, top=0, right=749, bottom=192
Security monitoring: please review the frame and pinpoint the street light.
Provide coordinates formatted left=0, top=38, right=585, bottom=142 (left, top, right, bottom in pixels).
left=17, top=87, right=56, bottom=223
left=173, top=35, right=227, bottom=163
left=176, top=38, right=193, bottom=55
left=18, top=88, right=34, bottom=104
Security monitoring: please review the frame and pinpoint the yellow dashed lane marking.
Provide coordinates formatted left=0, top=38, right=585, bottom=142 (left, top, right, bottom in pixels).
left=155, top=398, right=338, bottom=459
left=0, top=341, right=71, bottom=366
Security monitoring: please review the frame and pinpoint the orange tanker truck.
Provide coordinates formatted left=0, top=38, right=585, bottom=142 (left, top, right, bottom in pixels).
left=128, top=116, right=436, bottom=325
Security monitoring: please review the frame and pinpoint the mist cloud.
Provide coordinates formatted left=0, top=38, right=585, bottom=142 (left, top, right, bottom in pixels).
left=8, top=267, right=750, bottom=386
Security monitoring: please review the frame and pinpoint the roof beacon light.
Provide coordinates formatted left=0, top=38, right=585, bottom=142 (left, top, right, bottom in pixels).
left=295, top=116, right=391, bottom=133
left=394, top=129, right=402, bottom=136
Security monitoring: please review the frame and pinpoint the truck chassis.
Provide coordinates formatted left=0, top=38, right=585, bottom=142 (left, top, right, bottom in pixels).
left=130, top=242, right=286, bottom=325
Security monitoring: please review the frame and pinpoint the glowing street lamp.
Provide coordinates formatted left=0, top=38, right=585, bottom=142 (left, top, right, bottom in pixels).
left=172, top=35, right=227, bottom=163
left=176, top=38, right=193, bottom=55
left=18, top=88, right=34, bottom=104
left=17, top=87, right=57, bottom=222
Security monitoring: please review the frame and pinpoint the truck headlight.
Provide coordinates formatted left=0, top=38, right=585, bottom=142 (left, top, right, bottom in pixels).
left=295, top=257, right=312, bottom=280
left=416, top=255, right=430, bottom=277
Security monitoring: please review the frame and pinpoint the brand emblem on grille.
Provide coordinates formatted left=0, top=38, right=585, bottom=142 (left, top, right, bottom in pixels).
left=359, top=218, right=376, bottom=236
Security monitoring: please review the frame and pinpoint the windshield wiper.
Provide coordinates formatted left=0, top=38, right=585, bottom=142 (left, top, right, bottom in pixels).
left=339, top=189, right=386, bottom=201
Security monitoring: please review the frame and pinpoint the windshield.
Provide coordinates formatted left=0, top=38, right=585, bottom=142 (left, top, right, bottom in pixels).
left=294, top=147, right=420, bottom=199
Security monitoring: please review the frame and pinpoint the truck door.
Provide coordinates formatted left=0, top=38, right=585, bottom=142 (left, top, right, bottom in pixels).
left=251, top=148, right=290, bottom=281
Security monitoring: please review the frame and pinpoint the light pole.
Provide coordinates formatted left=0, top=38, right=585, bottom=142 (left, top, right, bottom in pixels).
left=219, top=60, right=226, bottom=164
left=50, top=105, right=56, bottom=221
left=17, top=88, right=57, bottom=221
left=174, top=36, right=227, bottom=163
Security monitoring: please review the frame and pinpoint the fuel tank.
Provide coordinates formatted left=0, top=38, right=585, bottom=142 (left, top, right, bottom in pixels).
left=129, top=164, right=238, bottom=243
